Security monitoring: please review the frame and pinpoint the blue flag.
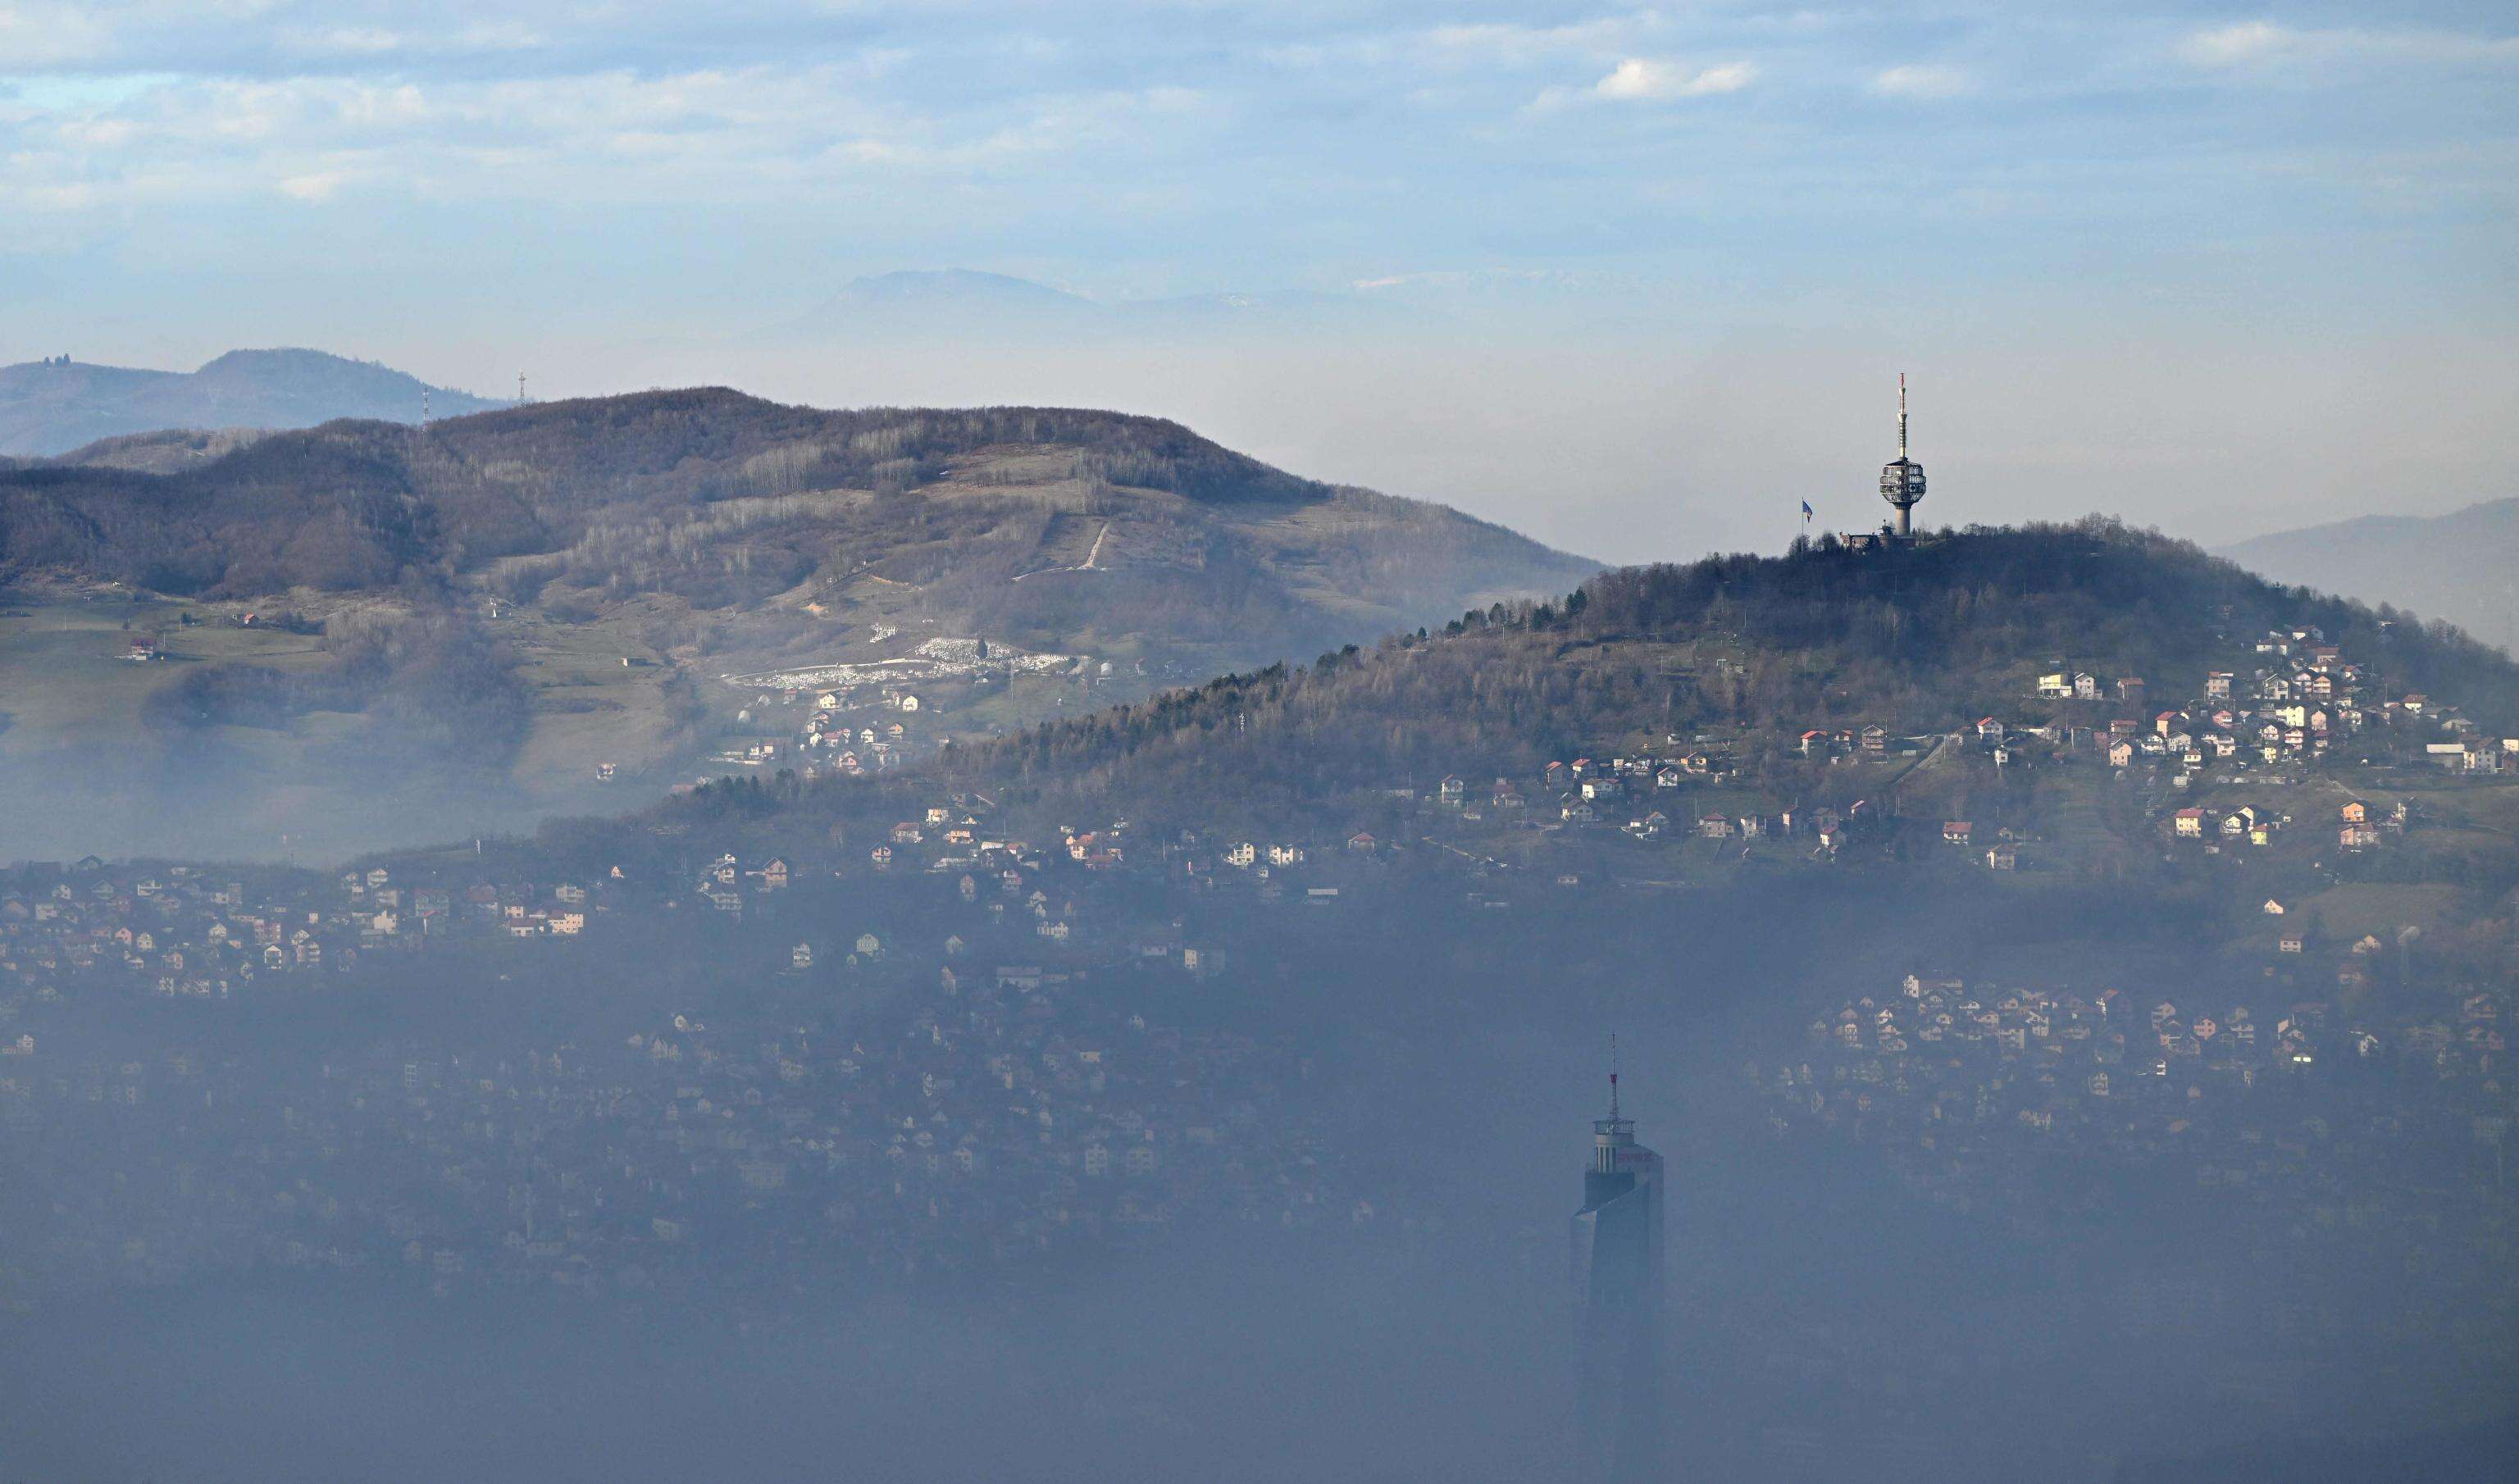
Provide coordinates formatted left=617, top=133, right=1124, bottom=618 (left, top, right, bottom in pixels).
left=1800, top=500, right=1813, bottom=521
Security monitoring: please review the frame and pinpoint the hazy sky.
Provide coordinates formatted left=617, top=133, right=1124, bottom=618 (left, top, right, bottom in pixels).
left=3, top=2, right=2515, bottom=558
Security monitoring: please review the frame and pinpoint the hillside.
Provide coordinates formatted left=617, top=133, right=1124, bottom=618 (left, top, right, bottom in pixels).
left=0, top=389, right=1589, bottom=640
left=2220, top=498, right=2519, bottom=653
left=0, top=348, right=506, bottom=457
left=0, top=389, right=1595, bottom=862
left=936, top=521, right=2519, bottom=824
left=594, top=521, right=2519, bottom=898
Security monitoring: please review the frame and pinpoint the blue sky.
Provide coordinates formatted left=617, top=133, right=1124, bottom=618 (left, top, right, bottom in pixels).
left=2, top=2, right=2514, bottom=556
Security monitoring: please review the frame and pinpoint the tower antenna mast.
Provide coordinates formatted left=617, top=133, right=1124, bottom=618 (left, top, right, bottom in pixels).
left=1879, top=372, right=1927, bottom=536
left=1610, top=1033, right=1620, bottom=1119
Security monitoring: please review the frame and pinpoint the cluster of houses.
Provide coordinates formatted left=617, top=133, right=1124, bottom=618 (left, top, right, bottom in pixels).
left=1410, top=759, right=1871, bottom=857
left=0, top=949, right=1345, bottom=1309
left=701, top=683, right=926, bottom=776
left=2158, top=795, right=2422, bottom=855
left=0, top=837, right=1351, bottom=1309
left=1757, top=968, right=2514, bottom=1366
left=2025, top=630, right=2510, bottom=777
left=0, top=857, right=635, bottom=1007
left=1, top=861, right=382, bottom=999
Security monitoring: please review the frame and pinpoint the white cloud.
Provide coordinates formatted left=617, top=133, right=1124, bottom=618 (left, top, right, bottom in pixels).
left=276, top=167, right=354, bottom=200
left=278, top=19, right=545, bottom=60
left=2178, top=20, right=2294, bottom=67
left=1592, top=57, right=1757, bottom=101
left=0, top=2, right=116, bottom=67
left=6, top=71, right=179, bottom=111
left=0, top=63, right=1222, bottom=215
left=1426, top=14, right=1658, bottom=66
left=2178, top=20, right=2519, bottom=70
left=1869, top=63, right=1970, bottom=100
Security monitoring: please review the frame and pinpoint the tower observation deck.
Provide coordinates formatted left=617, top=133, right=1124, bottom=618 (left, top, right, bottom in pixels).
left=1879, top=372, right=1927, bottom=535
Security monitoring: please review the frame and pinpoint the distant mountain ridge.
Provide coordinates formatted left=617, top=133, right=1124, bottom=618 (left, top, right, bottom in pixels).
left=818, top=269, right=1096, bottom=313
left=2219, top=498, right=2519, bottom=652
left=791, top=269, right=1428, bottom=337
left=0, top=348, right=508, bottom=457
left=0, top=388, right=1595, bottom=641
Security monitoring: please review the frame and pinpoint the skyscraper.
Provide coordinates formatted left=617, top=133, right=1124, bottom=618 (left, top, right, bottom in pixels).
left=1571, top=1064, right=1665, bottom=1482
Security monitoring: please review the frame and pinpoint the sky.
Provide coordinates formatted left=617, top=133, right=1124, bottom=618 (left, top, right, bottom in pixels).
left=2, top=1, right=2515, bottom=558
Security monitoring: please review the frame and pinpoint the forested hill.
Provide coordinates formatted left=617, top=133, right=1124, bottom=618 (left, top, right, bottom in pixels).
left=0, top=389, right=1597, bottom=862
left=0, top=388, right=1593, bottom=662
left=0, top=348, right=504, bottom=457
left=608, top=519, right=2519, bottom=849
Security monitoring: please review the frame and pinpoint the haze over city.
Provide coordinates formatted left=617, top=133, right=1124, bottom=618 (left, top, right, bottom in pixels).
left=2, top=6, right=2516, bottom=1483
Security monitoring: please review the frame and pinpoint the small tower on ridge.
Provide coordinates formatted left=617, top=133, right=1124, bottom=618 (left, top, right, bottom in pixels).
left=1879, top=373, right=1927, bottom=535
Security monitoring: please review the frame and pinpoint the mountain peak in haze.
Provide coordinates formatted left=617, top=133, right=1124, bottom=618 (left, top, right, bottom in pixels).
left=811, top=270, right=1098, bottom=326
left=2219, top=497, right=2519, bottom=653
left=833, top=269, right=1091, bottom=304
left=0, top=347, right=507, bottom=457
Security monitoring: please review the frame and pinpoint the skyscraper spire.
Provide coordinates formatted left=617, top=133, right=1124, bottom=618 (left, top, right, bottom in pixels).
left=1573, top=1056, right=1665, bottom=1482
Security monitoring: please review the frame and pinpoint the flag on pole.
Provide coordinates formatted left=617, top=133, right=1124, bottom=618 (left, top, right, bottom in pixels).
left=1800, top=499, right=1813, bottom=523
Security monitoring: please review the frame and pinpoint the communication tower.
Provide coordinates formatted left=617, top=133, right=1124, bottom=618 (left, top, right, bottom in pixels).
left=1879, top=373, right=1927, bottom=535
